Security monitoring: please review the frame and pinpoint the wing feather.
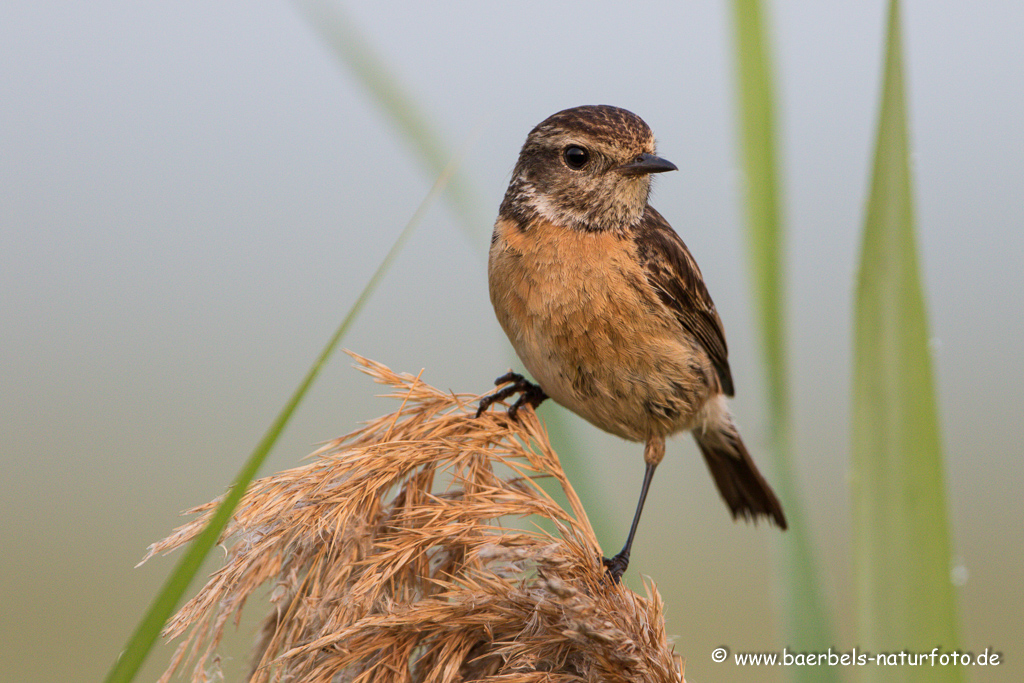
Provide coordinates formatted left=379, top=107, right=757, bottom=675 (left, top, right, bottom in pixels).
left=633, top=207, right=735, bottom=396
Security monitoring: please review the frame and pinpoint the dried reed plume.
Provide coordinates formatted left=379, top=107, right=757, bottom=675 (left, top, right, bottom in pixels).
left=142, top=354, right=684, bottom=682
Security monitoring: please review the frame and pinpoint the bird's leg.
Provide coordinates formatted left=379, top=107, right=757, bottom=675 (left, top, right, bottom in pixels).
left=474, top=371, right=548, bottom=419
left=603, top=437, right=665, bottom=582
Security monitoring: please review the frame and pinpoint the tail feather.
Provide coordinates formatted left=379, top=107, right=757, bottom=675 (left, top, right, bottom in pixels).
left=693, top=421, right=787, bottom=530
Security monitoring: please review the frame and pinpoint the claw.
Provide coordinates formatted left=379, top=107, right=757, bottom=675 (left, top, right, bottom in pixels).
left=602, top=552, right=630, bottom=584
left=475, top=372, right=548, bottom=419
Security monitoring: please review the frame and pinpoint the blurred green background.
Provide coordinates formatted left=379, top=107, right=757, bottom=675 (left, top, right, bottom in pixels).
left=2, top=1, right=1021, bottom=682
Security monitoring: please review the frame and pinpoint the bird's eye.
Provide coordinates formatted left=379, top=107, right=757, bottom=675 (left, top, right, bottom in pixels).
left=563, top=146, right=590, bottom=170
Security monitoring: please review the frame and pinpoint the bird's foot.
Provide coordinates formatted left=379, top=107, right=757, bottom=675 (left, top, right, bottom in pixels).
left=474, top=371, right=548, bottom=420
left=602, top=551, right=630, bottom=584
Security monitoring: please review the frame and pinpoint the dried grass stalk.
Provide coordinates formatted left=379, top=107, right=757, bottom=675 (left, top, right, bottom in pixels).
left=142, top=354, right=684, bottom=682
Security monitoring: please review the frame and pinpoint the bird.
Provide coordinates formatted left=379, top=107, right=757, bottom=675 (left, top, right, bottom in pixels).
left=476, top=105, right=787, bottom=581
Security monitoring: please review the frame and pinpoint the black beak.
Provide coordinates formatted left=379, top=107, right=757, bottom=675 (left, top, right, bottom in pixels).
left=614, top=153, right=678, bottom=176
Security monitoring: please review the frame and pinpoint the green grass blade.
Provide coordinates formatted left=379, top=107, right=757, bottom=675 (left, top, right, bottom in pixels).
left=103, top=153, right=461, bottom=683
left=292, top=0, right=614, bottom=569
left=731, top=1, right=836, bottom=676
left=293, top=0, right=488, bottom=250
left=852, top=2, right=960, bottom=679
left=290, top=0, right=611, bottom=550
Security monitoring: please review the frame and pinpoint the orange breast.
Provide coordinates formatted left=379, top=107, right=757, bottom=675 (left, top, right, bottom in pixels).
left=487, top=217, right=714, bottom=441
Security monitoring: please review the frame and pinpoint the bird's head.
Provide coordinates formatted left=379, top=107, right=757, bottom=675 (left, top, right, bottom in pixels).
left=503, top=105, right=677, bottom=231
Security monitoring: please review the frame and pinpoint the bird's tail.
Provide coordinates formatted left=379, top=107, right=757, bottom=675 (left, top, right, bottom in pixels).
left=693, top=414, right=788, bottom=529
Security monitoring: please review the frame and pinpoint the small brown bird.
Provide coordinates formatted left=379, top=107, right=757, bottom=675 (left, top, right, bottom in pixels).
left=477, top=105, right=787, bottom=581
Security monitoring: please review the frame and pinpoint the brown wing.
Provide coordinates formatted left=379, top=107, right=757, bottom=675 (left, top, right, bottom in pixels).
left=633, top=206, right=735, bottom=396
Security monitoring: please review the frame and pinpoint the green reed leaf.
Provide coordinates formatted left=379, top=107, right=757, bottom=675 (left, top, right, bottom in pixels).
left=103, top=152, right=461, bottom=683
left=852, top=2, right=960, bottom=680
left=293, top=0, right=488, bottom=251
left=291, top=0, right=611, bottom=549
left=731, top=1, right=837, bottom=679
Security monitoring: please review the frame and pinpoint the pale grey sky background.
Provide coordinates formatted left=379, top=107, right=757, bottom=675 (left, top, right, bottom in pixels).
left=2, top=1, right=1022, bottom=681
